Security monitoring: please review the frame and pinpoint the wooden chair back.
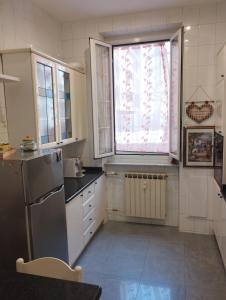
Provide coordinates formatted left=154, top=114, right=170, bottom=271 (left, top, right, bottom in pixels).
left=16, top=257, right=82, bottom=282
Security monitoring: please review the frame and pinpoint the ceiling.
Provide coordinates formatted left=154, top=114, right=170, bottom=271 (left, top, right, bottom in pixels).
left=32, top=0, right=219, bottom=22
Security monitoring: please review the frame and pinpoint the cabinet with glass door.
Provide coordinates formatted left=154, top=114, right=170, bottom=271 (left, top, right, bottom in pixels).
left=33, top=55, right=76, bottom=148
left=1, top=48, right=84, bottom=149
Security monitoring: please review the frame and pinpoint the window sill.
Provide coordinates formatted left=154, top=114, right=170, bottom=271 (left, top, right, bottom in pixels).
left=104, top=155, right=179, bottom=168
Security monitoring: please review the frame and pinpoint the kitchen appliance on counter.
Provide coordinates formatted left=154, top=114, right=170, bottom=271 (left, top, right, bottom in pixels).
left=63, top=157, right=85, bottom=178
left=0, top=149, right=69, bottom=269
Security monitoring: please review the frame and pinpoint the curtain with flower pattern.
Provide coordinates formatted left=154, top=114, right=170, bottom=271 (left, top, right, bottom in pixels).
left=113, top=41, right=170, bottom=153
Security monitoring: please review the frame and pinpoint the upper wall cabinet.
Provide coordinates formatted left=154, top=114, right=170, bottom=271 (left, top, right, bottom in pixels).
left=1, top=49, right=85, bottom=148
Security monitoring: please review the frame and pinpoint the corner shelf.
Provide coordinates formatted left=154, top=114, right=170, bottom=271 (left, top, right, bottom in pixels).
left=0, top=74, right=20, bottom=82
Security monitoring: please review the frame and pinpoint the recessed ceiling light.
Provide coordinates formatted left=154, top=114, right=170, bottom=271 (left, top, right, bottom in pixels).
left=184, top=39, right=189, bottom=43
left=185, top=26, right=191, bottom=31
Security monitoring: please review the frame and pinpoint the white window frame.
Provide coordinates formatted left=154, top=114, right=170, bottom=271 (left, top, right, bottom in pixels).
left=90, top=38, right=114, bottom=159
left=169, top=28, right=183, bottom=161
left=90, top=28, right=182, bottom=160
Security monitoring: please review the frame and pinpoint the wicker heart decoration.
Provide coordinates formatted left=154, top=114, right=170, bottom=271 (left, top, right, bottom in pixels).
left=186, top=102, right=214, bottom=123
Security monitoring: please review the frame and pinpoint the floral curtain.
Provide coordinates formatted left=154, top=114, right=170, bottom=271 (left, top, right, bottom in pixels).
left=114, top=41, right=170, bottom=153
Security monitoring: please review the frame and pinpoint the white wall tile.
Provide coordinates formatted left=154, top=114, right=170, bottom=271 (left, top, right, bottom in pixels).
left=134, top=11, right=152, bottom=28
left=98, top=17, right=113, bottom=33
left=199, top=4, right=216, bottom=25
left=216, top=22, right=226, bottom=47
left=184, top=25, right=199, bottom=46
left=182, top=6, right=199, bottom=25
left=62, top=23, right=73, bottom=41
left=112, top=14, right=137, bottom=32
left=198, top=65, right=216, bottom=86
left=62, top=40, right=73, bottom=60
left=183, top=66, right=198, bottom=87
left=198, top=24, right=216, bottom=46
left=165, top=7, right=183, bottom=24
left=85, top=20, right=99, bottom=38
left=217, top=2, right=226, bottom=23
left=72, top=21, right=86, bottom=39
left=150, top=9, right=167, bottom=26
left=184, top=46, right=198, bottom=67
left=198, top=45, right=216, bottom=66
left=179, top=214, right=194, bottom=233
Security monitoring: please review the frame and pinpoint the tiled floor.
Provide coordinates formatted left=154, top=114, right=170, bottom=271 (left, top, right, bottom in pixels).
left=77, top=221, right=226, bottom=300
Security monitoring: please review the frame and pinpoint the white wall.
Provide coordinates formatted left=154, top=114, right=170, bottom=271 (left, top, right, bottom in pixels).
left=62, top=2, right=226, bottom=233
left=0, top=0, right=63, bottom=143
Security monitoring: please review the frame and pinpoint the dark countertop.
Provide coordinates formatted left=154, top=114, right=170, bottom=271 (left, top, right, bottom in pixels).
left=0, top=270, right=101, bottom=300
left=64, top=167, right=104, bottom=203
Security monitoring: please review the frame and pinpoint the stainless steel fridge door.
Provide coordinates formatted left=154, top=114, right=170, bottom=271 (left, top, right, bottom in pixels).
left=29, top=185, right=69, bottom=263
left=23, top=149, right=64, bottom=204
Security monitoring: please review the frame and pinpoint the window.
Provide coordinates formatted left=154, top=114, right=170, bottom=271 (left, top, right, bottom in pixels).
left=113, top=41, right=170, bottom=154
left=90, top=29, right=182, bottom=160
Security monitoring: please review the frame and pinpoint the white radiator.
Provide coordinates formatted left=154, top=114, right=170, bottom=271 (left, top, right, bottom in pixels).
left=125, top=173, right=167, bottom=219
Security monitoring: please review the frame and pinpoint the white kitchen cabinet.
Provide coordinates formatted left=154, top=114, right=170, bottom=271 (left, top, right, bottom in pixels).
left=187, top=175, right=208, bottom=218
left=212, top=179, right=222, bottom=244
left=94, top=175, right=106, bottom=228
left=220, top=197, right=226, bottom=268
left=211, top=177, right=226, bottom=269
left=66, top=194, right=83, bottom=266
left=1, top=48, right=85, bottom=148
left=66, top=174, right=105, bottom=265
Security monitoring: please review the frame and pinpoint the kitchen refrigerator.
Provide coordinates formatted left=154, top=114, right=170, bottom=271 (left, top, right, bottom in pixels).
left=0, top=149, right=69, bottom=269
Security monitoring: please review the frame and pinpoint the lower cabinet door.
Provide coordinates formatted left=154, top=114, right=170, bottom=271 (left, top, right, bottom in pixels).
left=220, top=199, right=226, bottom=268
left=94, top=175, right=105, bottom=228
left=83, top=221, right=96, bottom=246
left=66, top=195, right=83, bottom=266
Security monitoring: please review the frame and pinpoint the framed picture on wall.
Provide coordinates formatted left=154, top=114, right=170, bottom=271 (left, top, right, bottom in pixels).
left=183, top=126, right=215, bottom=167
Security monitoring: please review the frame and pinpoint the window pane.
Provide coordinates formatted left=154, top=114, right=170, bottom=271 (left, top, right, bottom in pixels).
left=114, top=41, right=170, bottom=153
left=95, top=44, right=113, bottom=155
left=57, top=70, right=72, bottom=140
left=36, top=62, right=56, bottom=145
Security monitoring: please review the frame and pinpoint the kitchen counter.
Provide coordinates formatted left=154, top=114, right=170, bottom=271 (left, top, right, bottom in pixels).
left=64, top=167, right=104, bottom=203
left=0, top=270, right=101, bottom=300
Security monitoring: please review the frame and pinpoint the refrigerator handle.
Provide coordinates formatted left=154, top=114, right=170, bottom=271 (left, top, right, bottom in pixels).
left=34, top=185, right=64, bottom=206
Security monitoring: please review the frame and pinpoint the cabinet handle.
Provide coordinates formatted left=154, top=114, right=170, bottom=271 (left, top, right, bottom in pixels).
left=89, top=218, right=93, bottom=221
left=218, top=193, right=221, bottom=196
left=88, top=191, right=92, bottom=194
left=221, top=74, right=224, bottom=78
left=90, top=231, right=93, bottom=234
left=89, top=204, right=92, bottom=207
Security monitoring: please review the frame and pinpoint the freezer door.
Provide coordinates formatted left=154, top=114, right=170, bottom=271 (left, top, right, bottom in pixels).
left=29, top=185, right=69, bottom=263
left=23, top=149, right=64, bottom=204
